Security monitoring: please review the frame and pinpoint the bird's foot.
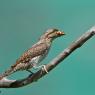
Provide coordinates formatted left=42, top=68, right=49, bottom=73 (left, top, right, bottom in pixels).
left=33, top=64, right=48, bottom=73
left=41, top=65, right=48, bottom=73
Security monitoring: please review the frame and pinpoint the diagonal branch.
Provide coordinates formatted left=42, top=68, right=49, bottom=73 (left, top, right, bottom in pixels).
left=0, top=26, right=95, bottom=88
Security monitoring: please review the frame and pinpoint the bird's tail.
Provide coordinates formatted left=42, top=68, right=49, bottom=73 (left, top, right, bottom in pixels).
left=0, top=67, right=15, bottom=80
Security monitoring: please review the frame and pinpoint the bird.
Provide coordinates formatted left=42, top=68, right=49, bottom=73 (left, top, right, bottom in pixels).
left=0, top=29, right=65, bottom=80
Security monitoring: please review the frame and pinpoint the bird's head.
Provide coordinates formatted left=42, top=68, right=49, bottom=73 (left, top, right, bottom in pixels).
left=40, top=29, right=65, bottom=42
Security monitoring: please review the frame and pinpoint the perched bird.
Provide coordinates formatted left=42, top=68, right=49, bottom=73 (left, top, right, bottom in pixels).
left=0, top=29, right=65, bottom=79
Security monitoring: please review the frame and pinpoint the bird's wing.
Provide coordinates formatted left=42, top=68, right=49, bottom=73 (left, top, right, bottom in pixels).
left=11, top=43, right=48, bottom=68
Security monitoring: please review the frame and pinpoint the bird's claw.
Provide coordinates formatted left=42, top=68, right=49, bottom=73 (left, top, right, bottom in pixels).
left=42, top=65, right=48, bottom=73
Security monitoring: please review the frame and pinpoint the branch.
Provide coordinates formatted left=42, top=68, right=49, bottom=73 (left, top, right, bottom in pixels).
left=0, top=26, right=95, bottom=88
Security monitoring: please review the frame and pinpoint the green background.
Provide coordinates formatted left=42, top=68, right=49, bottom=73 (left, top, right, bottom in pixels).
left=0, top=0, right=95, bottom=95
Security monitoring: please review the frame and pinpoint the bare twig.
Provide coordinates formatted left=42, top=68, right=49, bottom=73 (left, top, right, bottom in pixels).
left=0, top=26, right=95, bottom=88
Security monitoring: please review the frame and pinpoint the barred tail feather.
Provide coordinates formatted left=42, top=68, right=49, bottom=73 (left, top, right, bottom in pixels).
left=0, top=68, right=15, bottom=80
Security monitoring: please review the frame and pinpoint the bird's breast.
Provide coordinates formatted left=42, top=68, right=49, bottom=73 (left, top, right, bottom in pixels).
left=30, top=56, right=41, bottom=64
left=30, top=48, right=50, bottom=65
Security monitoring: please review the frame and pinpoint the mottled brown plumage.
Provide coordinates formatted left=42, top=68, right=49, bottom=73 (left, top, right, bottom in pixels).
left=0, top=29, right=65, bottom=79
left=12, top=43, right=48, bottom=68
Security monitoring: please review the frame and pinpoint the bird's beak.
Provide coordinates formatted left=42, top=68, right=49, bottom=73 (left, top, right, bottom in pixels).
left=56, top=31, right=65, bottom=36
